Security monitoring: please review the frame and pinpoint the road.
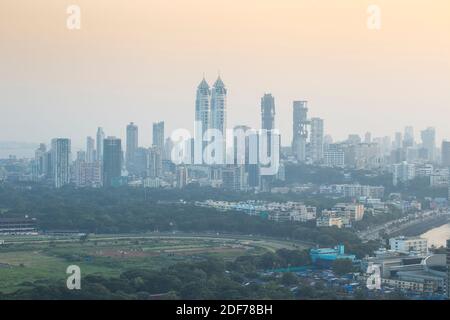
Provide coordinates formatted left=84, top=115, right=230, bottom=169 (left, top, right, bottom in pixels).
left=357, top=209, right=450, bottom=241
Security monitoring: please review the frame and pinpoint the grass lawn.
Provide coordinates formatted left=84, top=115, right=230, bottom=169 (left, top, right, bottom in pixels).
left=0, top=236, right=263, bottom=293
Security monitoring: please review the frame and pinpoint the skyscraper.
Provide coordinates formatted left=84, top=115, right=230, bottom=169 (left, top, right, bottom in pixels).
left=310, top=118, right=324, bottom=163
left=261, top=94, right=275, bottom=131
left=404, top=126, right=414, bottom=148
left=152, top=121, right=165, bottom=153
left=441, top=141, right=450, bottom=166
left=34, top=143, right=47, bottom=177
left=148, top=146, right=163, bottom=178
left=51, top=138, right=71, bottom=188
left=210, top=76, right=227, bottom=163
left=292, top=101, right=309, bottom=162
left=421, top=127, right=436, bottom=161
left=126, top=122, right=138, bottom=172
left=177, top=166, right=188, bottom=188
left=195, top=78, right=211, bottom=137
left=86, top=136, right=95, bottom=163
left=103, top=137, right=122, bottom=187
left=233, top=125, right=251, bottom=165
left=394, top=132, right=402, bottom=149
left=260, top=94, right=276, bottom=159
left=96, top=127, right=105, bottom=162
left=164, top=137, right=174, bottom=161
left=210, top=76, right=227, bottom=136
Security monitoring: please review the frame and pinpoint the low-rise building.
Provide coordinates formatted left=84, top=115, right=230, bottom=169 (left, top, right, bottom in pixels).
left=316, top=214, right=343, bottom=228
left=389, top=236, right=428, bottom=255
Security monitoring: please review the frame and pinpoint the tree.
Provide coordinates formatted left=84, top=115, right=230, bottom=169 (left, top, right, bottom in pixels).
left=331, top=259, right=354, bottom=276
left=280, top=272, right=299, bottom=286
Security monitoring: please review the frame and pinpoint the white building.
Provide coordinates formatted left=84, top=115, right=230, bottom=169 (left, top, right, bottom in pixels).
left=392, top=161, right=415, bottom=186
left=430, top=168, right=449, bottom=187
left=389, top=236, right=428, bottom=255
left=324, top=144, right=345, bottom=167
left=51, top=138, right=71, bottom=188
left=310, top=118, right=324, bottom=163
left=316, top=215, right=343, bottom=228
left=333, top=203, right=365, bottom=221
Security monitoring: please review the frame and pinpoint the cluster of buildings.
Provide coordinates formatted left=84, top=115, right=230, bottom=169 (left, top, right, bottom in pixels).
left=319, top=184, right=385, bottom=199
left=392, top=162, right=450, bottom=187
left=2, top=78, right=450, bottom=198
left=194, top=200, right=317, bottom=223
left=310, top=237, right=450, bottom=297
left=316, top=203, right=365, bottom=228
left=359, top=236, right=449, bottom=296
left=194, top=199, right=373, bottom=228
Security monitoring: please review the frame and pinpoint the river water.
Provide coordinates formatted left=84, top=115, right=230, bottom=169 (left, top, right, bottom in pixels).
left=421, top=223, right=450, bottom=248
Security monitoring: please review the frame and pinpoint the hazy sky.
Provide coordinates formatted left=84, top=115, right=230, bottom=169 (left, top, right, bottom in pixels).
left=0, top=0, right=449, bottom=150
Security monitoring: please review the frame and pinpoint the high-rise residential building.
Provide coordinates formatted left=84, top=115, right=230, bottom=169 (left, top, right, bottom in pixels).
left=195, top=78, right=211, bottom=138
left=404, top=126, right=415, bottom=148
left=364, top=132, right=372, bottom=144
left=292, top=101, right=309, bottom=162
left=32, top=143, right=47, bottom=181
left=74, top=161, right=102, bottom=187
left=233, top=125, right=251, bottom=165
left=135, top=148, right=149, bottom=177
left=164, top=137, right=174, bottom=161
left=221, top=165, right=245, bottom=191
left=261, top=94, right=275, bottom=131
left=442, top=141, right=450, bottom=166
left=210, top=76, right=227, bottom=135
left=261, top=94, right=276, bottom=159
left=103, top=137, right=122, bottom=187
left=152, top=121, right=165, bottom=153
left=324, top=144, right=345, bottom=167
left=148, top=146, right=163, bottom=178
left=392, top=161, right=415, bottom=186
left=394, top=132, right=402, bottom=149
left=51, top=138, right=71, bottom=188
left=76, top=150, right=86, bottom=162
left=126, top=122, right=138, bottom=172
left=310, top=118, right=324, bottom=163
left=34, top=143, right=47, bottom=176
left=210, top=76, right=227, bottom=163
left=421, top=127, right=436, bottom=161
left=86, top=136, right=95, bottom=163
left=177, top=166, right=188, bottom=188
left=96, top=127, right=105, bottom=161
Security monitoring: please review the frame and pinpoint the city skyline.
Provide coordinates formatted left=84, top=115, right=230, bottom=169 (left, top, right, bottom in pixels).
left=2, top=78, right=450, bottom=162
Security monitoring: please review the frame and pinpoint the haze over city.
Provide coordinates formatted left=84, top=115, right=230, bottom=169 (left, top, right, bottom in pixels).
left=1, top=0, right=450, bottom=150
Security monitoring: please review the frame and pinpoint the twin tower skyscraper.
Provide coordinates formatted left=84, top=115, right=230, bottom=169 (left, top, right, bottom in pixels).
left=195, top=76, right=227, bottom=141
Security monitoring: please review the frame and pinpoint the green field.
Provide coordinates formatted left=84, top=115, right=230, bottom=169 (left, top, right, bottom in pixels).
left=0, top=233, right=307, bottom=294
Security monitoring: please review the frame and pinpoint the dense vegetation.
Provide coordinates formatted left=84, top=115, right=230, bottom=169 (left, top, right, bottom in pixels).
left=0, top=185, right=379, bottom=258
